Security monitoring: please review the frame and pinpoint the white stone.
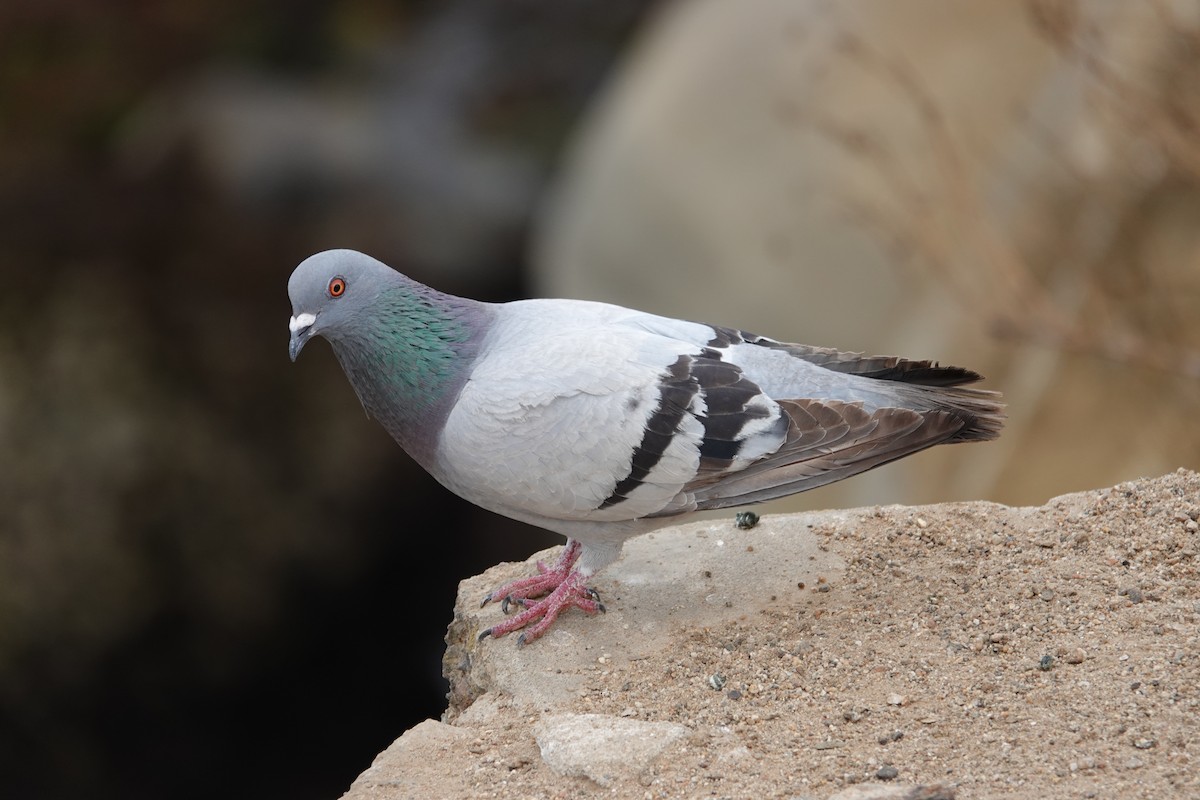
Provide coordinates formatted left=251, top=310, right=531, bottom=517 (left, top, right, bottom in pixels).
left=533, top=713, right=689, bottom=787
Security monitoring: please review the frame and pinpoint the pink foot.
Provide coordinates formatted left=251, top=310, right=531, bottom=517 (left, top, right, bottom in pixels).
left=478, top=540, right=605, bottom=645
left=480, top=539, right=581, bottom=612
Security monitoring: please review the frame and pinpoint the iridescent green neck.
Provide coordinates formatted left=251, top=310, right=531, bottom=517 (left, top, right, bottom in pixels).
left=329, top=284, right=488, bottom=463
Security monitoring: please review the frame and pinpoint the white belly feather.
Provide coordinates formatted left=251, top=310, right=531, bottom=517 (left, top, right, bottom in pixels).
left=435, top=300, right=734, bottom=522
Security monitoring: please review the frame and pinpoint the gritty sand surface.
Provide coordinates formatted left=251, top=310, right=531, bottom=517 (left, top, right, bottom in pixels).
left=344, top=470, right=1199, bottom=799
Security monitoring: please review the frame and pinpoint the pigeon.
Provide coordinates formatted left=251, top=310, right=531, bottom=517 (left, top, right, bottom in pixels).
left=288, top=249, right=1004, bottom=644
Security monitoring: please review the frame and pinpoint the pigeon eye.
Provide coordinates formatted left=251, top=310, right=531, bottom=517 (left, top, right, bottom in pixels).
left=328, top=277, right=346, bottom=298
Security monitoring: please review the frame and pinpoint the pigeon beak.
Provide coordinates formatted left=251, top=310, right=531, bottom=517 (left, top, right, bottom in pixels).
left=288, top=312, right=316, bottom=362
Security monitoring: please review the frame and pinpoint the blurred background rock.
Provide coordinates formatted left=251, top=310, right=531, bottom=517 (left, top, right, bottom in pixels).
left=1, top=1, right=1197, bottom=798
left=534, top=0, right=1200, bottom=506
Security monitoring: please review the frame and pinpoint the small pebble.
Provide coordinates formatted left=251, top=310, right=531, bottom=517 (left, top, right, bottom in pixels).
left=1134, top=738, right=1156, bottom=750
left=1120, top=587, right=1145, bottom=604
left=1038, top=655, right=1054, bottom=671
left=886, top=693, right=907, bottom=706
left=1065, top=648, right=1087, bottom=664
left=876, top=765, right=899, bottom=780
left=708, top=673, right=726, bottom=691
left=734, top=511, right=760, bottom=529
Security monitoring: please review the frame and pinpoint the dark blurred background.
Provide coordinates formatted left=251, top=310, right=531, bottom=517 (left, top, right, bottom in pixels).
left=0, top=2, right=648, bottom=798
left=4, top=1, right=1200, bottom=798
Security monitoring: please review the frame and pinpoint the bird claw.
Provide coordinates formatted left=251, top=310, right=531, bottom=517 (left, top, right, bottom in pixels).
left=480, top=573, right=604, bottom=644
left=476, top=540, right=605, bottom=644
left=479, top=540, right=582, bottom=611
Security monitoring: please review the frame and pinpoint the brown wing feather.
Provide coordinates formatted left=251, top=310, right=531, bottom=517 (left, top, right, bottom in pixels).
left=641, top=328, right=1005, bottom=519
left=763, top=342, right=984, bottom=386
left=664, top=398, right=970, bottom=513
left=712, top=327, right=987, bottom=386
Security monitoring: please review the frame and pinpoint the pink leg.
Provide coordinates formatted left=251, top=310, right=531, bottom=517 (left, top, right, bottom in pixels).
left=478, top=540, right=605, bottom=645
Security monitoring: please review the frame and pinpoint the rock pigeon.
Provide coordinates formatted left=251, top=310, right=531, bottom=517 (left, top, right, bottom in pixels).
left=288, top=249, right=1004, bottom=644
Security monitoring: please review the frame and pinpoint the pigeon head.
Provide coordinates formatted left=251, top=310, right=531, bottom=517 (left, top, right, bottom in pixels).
left=287, top=249, right=399, bottom=362
left=286, top=249, right=493, bottom=459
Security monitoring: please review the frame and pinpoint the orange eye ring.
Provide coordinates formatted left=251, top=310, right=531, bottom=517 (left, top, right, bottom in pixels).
left=328, top=277, right=347, bottom=298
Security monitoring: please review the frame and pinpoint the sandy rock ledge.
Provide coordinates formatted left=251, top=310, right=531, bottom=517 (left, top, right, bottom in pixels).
left=344, top=470, right=1200, bottom=799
